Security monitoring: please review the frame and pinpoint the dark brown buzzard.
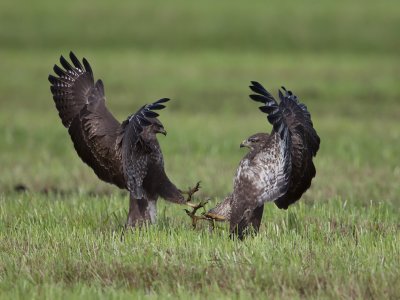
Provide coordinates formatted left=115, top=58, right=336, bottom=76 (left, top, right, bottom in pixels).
left=203, top=81, right=320, bottom=239
left=48, top=52, right=199, bottom=227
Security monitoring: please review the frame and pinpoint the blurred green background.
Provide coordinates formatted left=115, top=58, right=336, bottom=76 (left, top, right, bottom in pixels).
left=1, top=1, right=399, bottom=298
left=0, top=0, right=399, bottom=203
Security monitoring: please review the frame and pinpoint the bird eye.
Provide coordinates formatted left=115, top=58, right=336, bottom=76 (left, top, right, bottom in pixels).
left=249, top=138, right=259, bottom=143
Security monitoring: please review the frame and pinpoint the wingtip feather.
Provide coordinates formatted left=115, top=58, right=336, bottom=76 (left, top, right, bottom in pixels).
left=69, top=51, right=83, bottom=70
left=155, top=98, right=170, bottom=104
left=82, top=58, right=92, bottom=75
left=53, top=64, right=66, bottom=77
left=59, top=55, right=74, bottom=72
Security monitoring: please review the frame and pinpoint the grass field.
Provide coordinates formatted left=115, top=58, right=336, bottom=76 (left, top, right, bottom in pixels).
left=1, top=0, right=399, bottom=299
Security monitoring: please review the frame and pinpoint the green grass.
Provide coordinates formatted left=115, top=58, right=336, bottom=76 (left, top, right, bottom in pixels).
left=1, top=194, right=399, bottom=299
left=1, top=0, right=399, bottom=299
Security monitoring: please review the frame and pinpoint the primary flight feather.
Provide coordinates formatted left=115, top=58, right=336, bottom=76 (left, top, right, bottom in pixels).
left=49, top=52, right=199, bottom=226
left=204, top=81, right=320, bottom=239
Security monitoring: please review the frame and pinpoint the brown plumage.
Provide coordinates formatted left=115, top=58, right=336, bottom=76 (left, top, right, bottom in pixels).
left=48, top=52, right=190, bottom=226
left=205, top=81, right=320, bottom=239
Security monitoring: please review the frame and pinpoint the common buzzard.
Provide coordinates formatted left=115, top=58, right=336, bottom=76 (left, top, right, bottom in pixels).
left=48, top=52, right=200, bottom=227
left=201, top=82, right=320, bottom=239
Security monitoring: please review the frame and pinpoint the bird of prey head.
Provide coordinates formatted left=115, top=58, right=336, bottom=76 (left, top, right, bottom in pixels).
left=185, top=81, right=320, bottom=239
left=141, top=118, right=167, bottom=138
left=240, top=133, right=270, bottom=151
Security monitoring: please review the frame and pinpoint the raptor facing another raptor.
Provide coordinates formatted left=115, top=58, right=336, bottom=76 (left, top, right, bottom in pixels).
left=48, top=52, right=201, bottom=227
left=197, top=82, right=320, bottom=239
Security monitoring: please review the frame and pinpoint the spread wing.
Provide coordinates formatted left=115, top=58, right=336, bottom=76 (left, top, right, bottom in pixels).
left=49, top=52, right=170, bottom=192
left=49, top=52, right=126, bottom=187
left=120, top=98, right=170, bottom=199
left=273, top=87, right=320, bottom=209
left=229, top=82, right=294, bottom=235
left=250, top=82, right=320, bottom=209
left=248, top=81, right=292, bottom=203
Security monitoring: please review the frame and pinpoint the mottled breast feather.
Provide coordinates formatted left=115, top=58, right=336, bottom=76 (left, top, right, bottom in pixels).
left=234, top=132, right=291, bottom=206
left=120, top=98, right=170, bottom=198
left=206, top=82, right=319, bottom=238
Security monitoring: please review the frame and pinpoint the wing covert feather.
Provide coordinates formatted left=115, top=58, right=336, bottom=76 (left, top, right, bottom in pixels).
left=49, top=52, right=126, bottom=188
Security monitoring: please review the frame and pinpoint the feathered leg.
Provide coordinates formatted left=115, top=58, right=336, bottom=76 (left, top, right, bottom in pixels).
left=230, top=209, right=252, bottom=240
left=126, top=192, right=152, bottom=227
left=249, top=204, right=264, bottom=233
left=230, top=205, right=264, bottom=240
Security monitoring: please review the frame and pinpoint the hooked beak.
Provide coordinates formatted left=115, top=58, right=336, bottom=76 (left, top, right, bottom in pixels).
left=240, top=139, right=249, bottom=148
left=157, top=128, right=167, bottom=136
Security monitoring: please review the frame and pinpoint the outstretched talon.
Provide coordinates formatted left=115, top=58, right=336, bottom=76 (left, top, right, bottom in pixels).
left=185, top=199, right=209, bottom=228
left=180, top=181, right=201, bottom=202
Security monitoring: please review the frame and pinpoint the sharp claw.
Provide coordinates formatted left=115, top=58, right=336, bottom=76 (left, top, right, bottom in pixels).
left=184, top=208, right=199, bottom=229
left=184, top=198, right=210, bottom=229
left=184, top=181, right=202, bottom=202
left=186, top=199, right=209, bottom=212
left=193, top=181, right=201, bottom=192
left=186, top=202, right=196, bottom=208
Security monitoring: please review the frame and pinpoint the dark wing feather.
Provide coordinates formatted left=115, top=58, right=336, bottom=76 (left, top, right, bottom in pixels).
left=249, top=81, right=287, bottom=139
left=227, top=82, right=296, bottom=236
left=249, top=82, right=320, bottom=209
left=274, top=87, right=320, bottom=209
left=49, top=52, right=95, bottom=128
left=120, top=99, right=170, bottom=198
left=49, top=52, right=125, bottom=188
left=228, top=82, right=320, bottom=237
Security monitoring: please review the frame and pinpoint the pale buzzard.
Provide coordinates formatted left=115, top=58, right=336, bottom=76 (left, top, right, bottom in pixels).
left=203, top=81, right=320, bottom=239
